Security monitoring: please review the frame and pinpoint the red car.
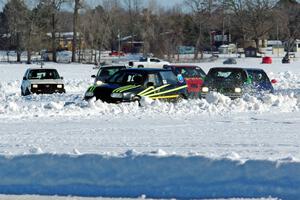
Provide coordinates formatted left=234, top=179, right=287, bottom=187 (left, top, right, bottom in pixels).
left=109, top=51, right=125, bottom=56
left=163, top=65, right=206, bottom=98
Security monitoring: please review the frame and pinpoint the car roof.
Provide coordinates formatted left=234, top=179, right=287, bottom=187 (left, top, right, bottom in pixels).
left=27, top=68, right=57, bottom=70
left=166, top=65, right=200, bottom=68
left=210, top=67, right=245, bottom=70
left=100, top=65, right=127, bottom=68
left=124, top=68, right=170, bottom=73
left=244, top=68, right=266, bottom=72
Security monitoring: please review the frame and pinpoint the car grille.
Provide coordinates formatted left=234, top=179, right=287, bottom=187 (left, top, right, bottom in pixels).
left=212, top=88, right=235, bottom=93
left=31, top=84, right=64, bottom=94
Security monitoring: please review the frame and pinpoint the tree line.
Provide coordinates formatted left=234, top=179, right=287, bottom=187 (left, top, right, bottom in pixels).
left=0, top=0, right=299, bottom=63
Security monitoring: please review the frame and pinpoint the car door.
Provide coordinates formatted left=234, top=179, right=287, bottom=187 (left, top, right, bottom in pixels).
left=21, top=69, right=30, bottom=92
left=150, top=58, right=161, bottom=68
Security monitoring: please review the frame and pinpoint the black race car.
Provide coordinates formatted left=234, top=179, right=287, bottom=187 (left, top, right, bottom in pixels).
left=201, top=67, right=276, bottom=99
left=84, top=68, right=188, bottom=103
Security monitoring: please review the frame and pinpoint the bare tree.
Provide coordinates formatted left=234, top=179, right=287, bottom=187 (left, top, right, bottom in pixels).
left=227, top=0, right=276, bottom=49
left=36, top=0, right=68, bottom=62
left=274, top=0, right=300, bottom=54
left=2, top=0, right=28, bottom=62
left=71, top=0, right=83, bottom=62
left=185, top=0, right=216, bottom=59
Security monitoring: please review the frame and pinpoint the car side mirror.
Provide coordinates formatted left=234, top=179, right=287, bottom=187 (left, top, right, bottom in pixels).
left=23, top=77, right=27, bottom=80
left=91, top=75, right=96, bottom=78
left=60, top=76, right=64, bottom=80
left=271, top=79, right=277, bottom=84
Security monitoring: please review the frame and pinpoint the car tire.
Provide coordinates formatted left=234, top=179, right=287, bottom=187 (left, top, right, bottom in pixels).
left=132, top=96, right=141, bottom=106
left=138, top=65, right=144, bottom=68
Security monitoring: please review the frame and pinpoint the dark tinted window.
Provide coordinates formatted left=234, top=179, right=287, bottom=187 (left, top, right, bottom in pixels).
left=145, top=73, right=162, bottom=86
left=207, top=68, right=246, bottom=82
left=28, top=69, right=60, bottom=80
left=107, top=71, right=146, bottom=85
left=159, top=71, right=179, bottom=85
left=97, top=67, right=125, bottom=80
left=246, top=70, right=269, bottom=83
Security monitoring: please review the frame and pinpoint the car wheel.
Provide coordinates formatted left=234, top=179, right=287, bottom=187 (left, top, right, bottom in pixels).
left=132, top=96, right=141, bottom=106
left=138, top=65, right=144, bottom=68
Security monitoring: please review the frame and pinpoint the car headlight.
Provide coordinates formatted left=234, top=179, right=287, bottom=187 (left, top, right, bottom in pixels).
left=123, top=92, right=135, bottom=100
left=111, top=93, right=123, bottom=98
left=96, top=81, right=103, bottom=85
left=57, top=84, right=63, bottom=88
left=85, top=91, right=94, bottom=97
left=32, top=84, right=38, bottom=88
left=234, top=87, right=242, bottom=93
left=202, top=87, right=209, bottom=92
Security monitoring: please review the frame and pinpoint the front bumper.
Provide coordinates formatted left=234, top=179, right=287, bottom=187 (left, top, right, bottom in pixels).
left=201, top=92, right=242, bottom=99
left=31, top=88, right=65, bottom=94
left=30, top=84, right=65, bottom=94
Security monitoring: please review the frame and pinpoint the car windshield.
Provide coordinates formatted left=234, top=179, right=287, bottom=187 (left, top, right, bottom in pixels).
left=96, top=67, right=125, bottom=81
left=160, top=71, right=179, bottom=85
left=107, top=71, right=147, bottom=85
left=207, top=68, right=246, bottom=83
left=28, top=69, right=60, bottom=80
left=174, top=67, right=205, bottom=78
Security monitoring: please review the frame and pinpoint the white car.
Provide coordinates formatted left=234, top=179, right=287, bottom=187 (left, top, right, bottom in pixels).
left=21, top=68, right=65, bottom=96
left=128, top=57, right=170, bottom=68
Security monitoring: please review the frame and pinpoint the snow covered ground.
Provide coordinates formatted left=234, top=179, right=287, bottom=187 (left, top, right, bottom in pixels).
left=0, top=56, right=300, bottom=199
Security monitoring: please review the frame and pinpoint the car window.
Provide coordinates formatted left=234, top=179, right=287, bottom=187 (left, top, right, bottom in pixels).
left=107, top=71, right=146, bottom=85
left=195, top=68, right=206, bottom=78
left=181, top=68, right=201, bottom=78
left=146, top=73, right=162, bottom=86
left=247, top=70, right=269, bottom=83
left=28, top=69, right=60, bottom=80
left=207, top=68, right=246, bottom=82
left=97, top=67, right=124, bottom=78
left=159, top=71, right=179, bottom=85
left=150, top=58, right=160, bottom=62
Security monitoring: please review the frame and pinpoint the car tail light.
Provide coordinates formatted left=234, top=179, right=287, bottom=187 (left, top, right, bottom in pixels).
left=271, top=79, right=277, bottom=84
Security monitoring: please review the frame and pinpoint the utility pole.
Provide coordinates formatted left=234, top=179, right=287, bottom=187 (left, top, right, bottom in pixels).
left=118, top=29, right=121, bottom=60
left=72, top=0, right=80, bottom=63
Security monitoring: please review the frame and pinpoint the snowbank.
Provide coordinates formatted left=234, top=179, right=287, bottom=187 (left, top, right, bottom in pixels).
left=0, top=152, right=297, bottom=199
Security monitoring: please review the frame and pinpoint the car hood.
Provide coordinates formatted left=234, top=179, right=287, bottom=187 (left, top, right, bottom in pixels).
left=29, top=79, right=64, bottom=84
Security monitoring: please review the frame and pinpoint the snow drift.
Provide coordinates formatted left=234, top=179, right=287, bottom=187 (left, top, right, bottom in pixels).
left=0, top=152, right=298, bottom=199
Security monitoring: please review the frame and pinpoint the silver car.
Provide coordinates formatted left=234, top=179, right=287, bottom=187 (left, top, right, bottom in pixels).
left=21, top=68, right=65, bottom=96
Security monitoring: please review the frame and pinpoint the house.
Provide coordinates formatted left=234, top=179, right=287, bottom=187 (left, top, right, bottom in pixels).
left=46, top=32, right=85, bottom=51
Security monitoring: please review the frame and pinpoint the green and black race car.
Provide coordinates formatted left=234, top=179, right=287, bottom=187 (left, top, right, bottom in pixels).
left=84, top=68, right=188, bottom=103
left=201, top=67, right=275, bottom=99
